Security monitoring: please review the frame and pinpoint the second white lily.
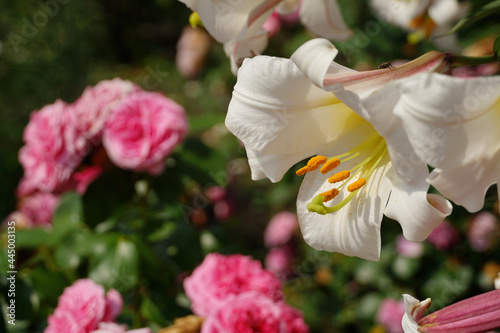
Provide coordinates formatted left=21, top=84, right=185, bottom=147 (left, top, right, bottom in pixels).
left=178, top=0, right=353, bottom=73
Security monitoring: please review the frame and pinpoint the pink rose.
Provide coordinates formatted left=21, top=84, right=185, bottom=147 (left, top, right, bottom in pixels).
left=73, top=79, right=140, bottom=142
left=45, top=279, right=123, bottom=333
left=45, top=310, right=86, bottom=333
left=376, top=298, right=405, bottom=333
left=18, top=146, right=75, bottom=195
left=91, top=323, right=128, bottom=333
left=205, top=186, right=227, bottom=203
left=427, top=220, right=460, bottom=251
left=184, top=253, right=283, bottom=317
left=265, top=246, right=294, bottom=280
left=102, top=91, right=188, bottom=175
left=395, top=235, right=423, bottom=258
left=90, top=322, right=152, bottom=333
left=277, top=301, right=309, bottom=333
left=202, top=292, right=308, bottom=333
left=19, top=192, right=60, bottom=227
left=24, top=100, right=86, bottom=167
left=264, top=212, right=299, bottom=248
left=19, top=100, right=85, bottom=194
left=468, top=212, right=499, bottom=252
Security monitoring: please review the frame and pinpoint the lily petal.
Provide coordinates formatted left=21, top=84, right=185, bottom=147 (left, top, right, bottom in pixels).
left=297, top=143, right=392, bottom=261
left=179, top=0, right=278, bottom=44
left=292, top=38, right=449, bottom=99
left=299, top=0, right=353, bottom=41
left=329, top=80, right=452, bottom=242
left=428, top=0, right=469, bottom=27
left=291, top=38, right=353, bottom=90
left=226, top=56, right=363, bottom=182
left=393, top=73, right=500, bottom=212
left=224, top=31, right=269, bottom=74
left=370, top=0, right=429, bottom=30
left=402, top=294, right=430, bottom=333
left=385, top=171, right=453, bottom=242
left=276, top=0, right=299, bottom=15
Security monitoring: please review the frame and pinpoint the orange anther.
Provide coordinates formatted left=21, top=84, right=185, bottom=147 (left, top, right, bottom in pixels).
left=306, top=155, right=327, bottom=171
left=319, top=188, right=340, bottom=202
left=347, top=178, right=366, bottom=192
left=296, top=166, right=310, bottom=176
left=329, top=170, right=350, bottom=183
left=320, top=158, right=341, bottom=174
left=408, top=15, right=425, bottom=29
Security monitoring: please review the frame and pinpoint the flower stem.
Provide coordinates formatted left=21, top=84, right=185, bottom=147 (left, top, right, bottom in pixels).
left=447, top=53, right=498, bottom=67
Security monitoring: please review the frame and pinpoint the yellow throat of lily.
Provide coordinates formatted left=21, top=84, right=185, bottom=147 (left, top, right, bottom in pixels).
left=297, top=132, right=388, bottom=215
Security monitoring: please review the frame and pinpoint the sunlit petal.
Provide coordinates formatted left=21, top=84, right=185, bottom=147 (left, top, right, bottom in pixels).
left=226, top=56, right=364, bottom=182
left=299, top=0, right=353, bottom=41
left=393, top=73, right=500, bottom=212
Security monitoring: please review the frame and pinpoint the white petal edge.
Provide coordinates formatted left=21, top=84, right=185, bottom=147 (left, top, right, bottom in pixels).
left=290, top=38, right=342, bottom=89
left=370, top=0, right=430, bottom=30
left=385, top=169, right=452, bottom=242
left=299, top=0, right=353, bottom=41
left=428, top=0, right=470, bottom=26
left=402, top=294, right=421, bottom=333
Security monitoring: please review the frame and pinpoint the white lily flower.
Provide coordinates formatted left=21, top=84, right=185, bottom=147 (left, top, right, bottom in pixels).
left=370, top=0, right=469, bottom=50
left=389, top=73, right=500, bottom=213
left=178, top=0, right=352, bottom=73
left=226, top=38, right=451, bottom=261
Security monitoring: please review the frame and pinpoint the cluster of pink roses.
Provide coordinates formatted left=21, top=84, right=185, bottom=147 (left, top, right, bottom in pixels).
left=45, top=279, right=151, bottom=333
left=264, top=212, right=300, bottom=279
left=183, top=253, right=309, bottom=333
left=10, top=78, right=188, bottom=227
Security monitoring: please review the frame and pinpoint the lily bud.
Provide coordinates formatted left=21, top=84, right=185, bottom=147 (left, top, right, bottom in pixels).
left=322, top=51, right=451, bottom=94
left=402, top=290, right=500, bottom=333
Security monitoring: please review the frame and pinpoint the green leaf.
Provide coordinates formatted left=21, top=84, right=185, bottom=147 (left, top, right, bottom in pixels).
left=29, top=268, right=68, bottom=305
left=14, top=228, right=50, bottom=248
left=51, top=191, right=83, bottom=243
left=54, top=232, right=93, bottom=270
left=448, top=0, right=500, bottom=34
left=494, top=35, right=500, bottom=59
left=88, top=236, right=139, bottom=292
left=141, top=296, right=167, bottom=326
left=148, top=221, right=177, bottom=242
left=188, top=113, right=225, bottom=132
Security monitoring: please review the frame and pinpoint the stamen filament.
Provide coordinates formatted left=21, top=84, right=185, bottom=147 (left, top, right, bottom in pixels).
left=303, top=131, right=389, bottom=216
left=331, top=132, right=381, bottom=162
left=363, top=147, right=388, bottom=181
left=307, top=147, right=389, bottom=215
left=348, top=140, right=387, bottom=173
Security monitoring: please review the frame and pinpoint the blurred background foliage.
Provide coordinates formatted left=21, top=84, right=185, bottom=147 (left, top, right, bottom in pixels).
left=1, top=0, right=500, bottom=332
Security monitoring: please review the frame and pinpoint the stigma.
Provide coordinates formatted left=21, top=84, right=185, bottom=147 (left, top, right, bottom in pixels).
left=297, top=132, right=388, bottom=215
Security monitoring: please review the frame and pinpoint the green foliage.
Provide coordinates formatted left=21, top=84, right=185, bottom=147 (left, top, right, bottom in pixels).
left=1, top=1, right=500, bottom=333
